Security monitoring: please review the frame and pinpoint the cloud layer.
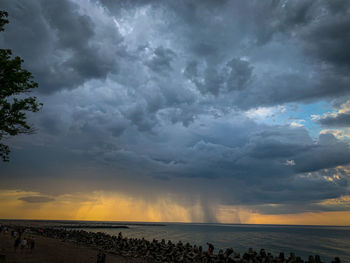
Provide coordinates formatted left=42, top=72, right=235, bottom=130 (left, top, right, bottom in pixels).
left=0, top=0, right=350, bottom=221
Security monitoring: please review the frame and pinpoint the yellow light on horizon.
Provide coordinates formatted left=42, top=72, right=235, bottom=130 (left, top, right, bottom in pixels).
left=0, top=189, right=350, bottom=226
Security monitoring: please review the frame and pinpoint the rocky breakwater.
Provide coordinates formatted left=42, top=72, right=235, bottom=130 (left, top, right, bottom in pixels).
left=9, top=225, right=342, bottom=263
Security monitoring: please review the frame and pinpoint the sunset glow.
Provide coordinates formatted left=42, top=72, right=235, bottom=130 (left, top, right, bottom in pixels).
left=0, top=190, right=349, bottom=226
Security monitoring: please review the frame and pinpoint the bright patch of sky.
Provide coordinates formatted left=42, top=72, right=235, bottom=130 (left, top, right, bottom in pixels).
left=245, top=101, right=331, bottom=138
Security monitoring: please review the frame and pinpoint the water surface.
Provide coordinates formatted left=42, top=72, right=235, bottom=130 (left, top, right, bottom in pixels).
left=82, top=223, right=350, bottom=262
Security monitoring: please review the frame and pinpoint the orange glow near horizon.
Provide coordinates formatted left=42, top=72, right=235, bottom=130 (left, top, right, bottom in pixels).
left=244, top=211, right=350, bottom=226
left=0, top=189, right=350, bottom=226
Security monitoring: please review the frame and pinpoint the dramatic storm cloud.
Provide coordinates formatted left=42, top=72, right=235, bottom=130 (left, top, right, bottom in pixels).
left=0, top=0, right=350, bottom=222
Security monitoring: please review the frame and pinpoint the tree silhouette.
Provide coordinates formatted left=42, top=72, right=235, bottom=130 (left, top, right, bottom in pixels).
left=0, top=11, right=42, bottom=161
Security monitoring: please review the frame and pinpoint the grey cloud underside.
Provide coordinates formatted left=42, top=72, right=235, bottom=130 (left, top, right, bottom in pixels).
left=1, top=0, right=350, bottom=217
left=18, top=196, right=55, bottom=203
left=0, top=0, right=121, bottom=93
left=0, top=0, right=349, bottom=106
left=318, top=113, right=350, bottom=127
left=2, top=111, right=350, bottom=214
left=145, top=46, right=176, bottom=73
left=99, top=0, right=350, bottom=106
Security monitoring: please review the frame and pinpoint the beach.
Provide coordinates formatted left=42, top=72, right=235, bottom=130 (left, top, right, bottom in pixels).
left=0, top=230, right=143, bottom=263
left=0, top=227, right=143, bottom=263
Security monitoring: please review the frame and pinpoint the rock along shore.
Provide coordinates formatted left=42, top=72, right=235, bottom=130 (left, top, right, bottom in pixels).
left=2, top=224, right=342, bottom=263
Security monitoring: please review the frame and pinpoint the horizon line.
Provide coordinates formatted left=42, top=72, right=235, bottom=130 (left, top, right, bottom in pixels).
left=1, top=218, right=349, bottom=228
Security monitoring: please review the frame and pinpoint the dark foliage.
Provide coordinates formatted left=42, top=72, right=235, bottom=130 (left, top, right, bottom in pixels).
left=0, top=11, right=42, bottom=161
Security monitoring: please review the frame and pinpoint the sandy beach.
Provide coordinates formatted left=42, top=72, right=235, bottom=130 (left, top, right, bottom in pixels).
left=0, top=230, right=143, bottom=263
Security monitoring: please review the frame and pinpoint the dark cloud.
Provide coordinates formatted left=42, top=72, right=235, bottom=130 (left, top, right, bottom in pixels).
left=318, top=113, right=350, bottom=127
left=184, top=58, right=254, bottom=96
left=2, top=0, right=349, bottom=103
left=168, top=0, right=350, bottom=105
left=293, top=134, right=350, bottom=173
left=145, top=46, right=176, bottom=73
left=19, top=196, right=55, bottom=203
left=302, top=4, right=350, bottom=68
left=225, top=58, right=253, bottom=91
left=3, top=111, right=347, bottom=214
left=0, top=0, right=122, bottom=93
left=0, top=0, right=350, bottom=217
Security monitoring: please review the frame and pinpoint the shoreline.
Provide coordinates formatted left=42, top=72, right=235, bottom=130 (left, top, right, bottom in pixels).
left=0, top=222, right=342, bottom=263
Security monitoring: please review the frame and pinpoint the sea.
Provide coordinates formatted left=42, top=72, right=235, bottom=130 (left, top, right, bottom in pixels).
left=80, top=222, right=350, bottom=262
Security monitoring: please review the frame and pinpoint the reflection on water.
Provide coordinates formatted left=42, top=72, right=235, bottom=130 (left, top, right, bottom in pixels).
left=83, top=223, right=350, bottom=262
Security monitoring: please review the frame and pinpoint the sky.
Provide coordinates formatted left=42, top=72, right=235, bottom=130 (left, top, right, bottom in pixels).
left=0, top=0, right=350, bottom=225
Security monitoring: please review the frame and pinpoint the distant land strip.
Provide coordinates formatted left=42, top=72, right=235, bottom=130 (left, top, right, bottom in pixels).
left=0, top=219, right=166, bottom=227
left=61, top=225, right=130, bottom=229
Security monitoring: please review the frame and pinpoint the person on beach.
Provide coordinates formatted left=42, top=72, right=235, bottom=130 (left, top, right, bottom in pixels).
left=207, top=242, right=214, bottom=255
left=29, top=237, right=35, bottom=252
left=97, top=250, right=106, bottom=263
left=14, top=237, right=20, bottom=252
left=18, top=229, right=23, bottom=239
left=20, top=238, right=27, bottom=251
left=1, top=226, right=8, bottom=234
left=26, top=237, right=31, bottom=248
